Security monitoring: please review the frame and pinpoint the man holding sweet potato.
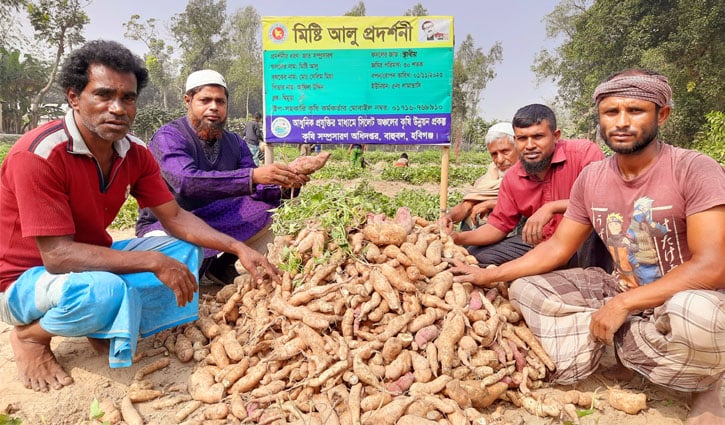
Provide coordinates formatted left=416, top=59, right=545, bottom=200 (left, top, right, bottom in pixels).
left=136, top=70, right=312, bottom=284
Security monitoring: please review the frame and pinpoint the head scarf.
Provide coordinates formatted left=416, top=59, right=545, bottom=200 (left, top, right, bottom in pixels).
left=593, top=73, right=672, bottom=107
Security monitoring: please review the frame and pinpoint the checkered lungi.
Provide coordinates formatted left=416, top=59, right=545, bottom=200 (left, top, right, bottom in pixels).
left=509, top=267, right=725, bottom=392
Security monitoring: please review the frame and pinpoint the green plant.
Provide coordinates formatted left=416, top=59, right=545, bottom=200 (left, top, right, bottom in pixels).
left=88, top=398, right=110, bottom=425
left=693, top=111, right=725, bottom=165
left=0, top=143, right=11, bottom=163
left=0, top=414, right=22, bottom=425
left=109, top=197, right=140, bottom=230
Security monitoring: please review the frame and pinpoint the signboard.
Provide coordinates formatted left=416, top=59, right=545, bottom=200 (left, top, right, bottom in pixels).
left=262, top=16, right=454, bottom=145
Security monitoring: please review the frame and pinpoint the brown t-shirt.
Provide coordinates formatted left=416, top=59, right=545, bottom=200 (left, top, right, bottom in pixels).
left=566, top=143, right=725, bottom=288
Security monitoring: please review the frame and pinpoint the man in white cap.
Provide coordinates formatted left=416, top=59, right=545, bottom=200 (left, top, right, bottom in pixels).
left=443, top=104, right=607, bottom=267
left=440, top=122, right=519, bottom=231
left=448, top=69, right=725, bottom=425
left=136, top=69, right=308, bottom=284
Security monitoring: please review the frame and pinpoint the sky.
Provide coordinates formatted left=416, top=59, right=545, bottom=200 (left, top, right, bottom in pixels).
left=80, top=0, right=562, bottom=122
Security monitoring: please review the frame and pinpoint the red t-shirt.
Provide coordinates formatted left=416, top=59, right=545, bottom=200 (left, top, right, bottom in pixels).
left=0, top=111, right=174, bottom=291
left=565, top=143, right=725, bottom=287
left=486, top=139, right=605, bottom=240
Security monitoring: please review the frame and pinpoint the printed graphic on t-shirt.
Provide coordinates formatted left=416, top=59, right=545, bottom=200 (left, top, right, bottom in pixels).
left=594, top=196, right=680, bottom=291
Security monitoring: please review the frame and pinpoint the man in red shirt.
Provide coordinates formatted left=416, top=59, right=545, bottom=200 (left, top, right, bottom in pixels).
left=447, top=104, right=606, bottom=267
left=0, top=40, right=279, bottom=392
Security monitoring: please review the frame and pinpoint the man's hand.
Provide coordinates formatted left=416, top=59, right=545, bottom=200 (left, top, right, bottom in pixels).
left=151, top=252, right=198, bottom=307
left=235, top=245, right=282, bottom=285
left=438, top=215, right=454, bottom=235
left=445, top=258, right=497, bottom=287
left=470, top=200, right=495, bottom=223
left=253, top=163, right=309, bottom=188
left=589, top=296, right=629, bottom=345
left=521, top=205, right=554, bottom=245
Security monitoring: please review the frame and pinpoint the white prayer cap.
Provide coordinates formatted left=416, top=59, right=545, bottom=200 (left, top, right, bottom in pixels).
left=487, top=122, right=514, bottom=137
left=185, top=69, right=227, bottom=92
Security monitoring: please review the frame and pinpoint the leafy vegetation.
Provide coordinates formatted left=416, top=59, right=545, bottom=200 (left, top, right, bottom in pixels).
left=110, top=197, right=140, bottom=230
left=0, top=414, right=21, bottom=425
left=693, top=111, right=725, bottom=165
left=534, top=0, right=724, bottom=145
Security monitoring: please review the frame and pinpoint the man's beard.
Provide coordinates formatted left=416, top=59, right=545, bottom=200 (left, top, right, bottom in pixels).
left=601, top=121, right=658, bottom=154
left=522, top=153, right=553, bottom=176
left=189, top=112, right=226, bottom=141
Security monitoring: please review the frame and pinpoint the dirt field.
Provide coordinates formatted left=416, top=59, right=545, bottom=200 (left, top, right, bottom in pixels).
left=0, top=177, right=711, bottom=425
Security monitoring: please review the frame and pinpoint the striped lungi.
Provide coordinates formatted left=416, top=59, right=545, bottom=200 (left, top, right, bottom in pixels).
left=509, top=267, right=725, bottom=392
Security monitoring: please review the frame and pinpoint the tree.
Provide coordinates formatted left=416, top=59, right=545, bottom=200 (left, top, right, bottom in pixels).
left=534, top=0, right=724, bottom=145
left=225, top=6, right=263, bottom=118
left=171, top=0, right=229, bottom=76
left=403, top=3, right=428, bottom=16
left=344, top=1, right=366, bottom=16
left=124, top=14, right=177, bottom=110
left=454, top=35, right=503, bottom=122
left=0, top=47, right=49, bottom=133
left=0, top=0, right=28, bottom=50
left=26, top=0, right=88, bottom=129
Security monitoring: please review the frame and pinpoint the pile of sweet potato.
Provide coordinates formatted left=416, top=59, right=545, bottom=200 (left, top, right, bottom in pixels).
left=123, top=208, right=645, bottom=425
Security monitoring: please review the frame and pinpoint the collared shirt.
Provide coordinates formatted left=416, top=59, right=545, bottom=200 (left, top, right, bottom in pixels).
left=486, top=139, right=605, bottom=240
left=136, top=116, right=281, bottom=257
left=0, top=110, right=173, bottom=291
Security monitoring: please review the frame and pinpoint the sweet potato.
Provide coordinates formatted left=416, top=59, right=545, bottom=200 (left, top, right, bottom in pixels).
left=608, top=388, right=647, bottom=414
left=196, top=316, right=221, bottom=340
left=230, top=393, right=247, bottom=420
left=230, top=362, right=267, bottom=394
left=220, top=331, right=245, bottom=362
left=521, top=395, right=561, bottom=418
left=151, top=394, right=192, bottom=409
left=425, top=239, right=443, bottom=265
left=409, top=375, right=452, bottom=395
left=378, top=263, right=416, bottom=292
left=384, top=350, right=412, bottom=381
left=400, top=242, right=437, bottom=277
left=385, top=371, right=415, bottom=394
left=288, top=151, right=331, bottom=175
left=203, top=403, right=229, bottom=420
left=512, top=324, right=556, bottom=371
left=133, top=357, right=170, bottom=381
left=361, top=396, right=414, bottom=425
left=363, top=221, right=408, bottom=246
left=369, top=267, right=402, bottom=312
left=411, top=351, right=433, bottom=383
left=381, top=337, right=404, bottom=363
left=174, top=334, right=194, bottom=363
left=174, top=400, right=203, bottom=423
left=120, top=396, right=144, bottom=425
left=435, top=311, right=466, bottom=375
left=396, top=416, right=438, bottom=425
left=188, top=368, right=225, bottom=403
left=128, top=389, right=163, bottom=403
left=215, top=358, right=250, bottom=388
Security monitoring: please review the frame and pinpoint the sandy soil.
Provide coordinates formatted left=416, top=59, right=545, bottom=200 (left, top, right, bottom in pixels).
left=0, top=178, right=713, bottom=425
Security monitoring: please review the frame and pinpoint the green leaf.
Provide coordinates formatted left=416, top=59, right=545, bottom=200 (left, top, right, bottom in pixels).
left=0, top=414, right=23, bottom=425
left=89, top=398, right=104, bottom=420
left=577, top=407, right=596, bottom=417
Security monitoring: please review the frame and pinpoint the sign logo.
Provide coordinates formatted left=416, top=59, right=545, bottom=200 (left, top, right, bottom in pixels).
left=268, top=23, right=288, bottom=44
left=271, top=117, right=292, bottom=138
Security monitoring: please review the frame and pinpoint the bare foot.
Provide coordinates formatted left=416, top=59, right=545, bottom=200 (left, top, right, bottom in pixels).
left=686, top=380, right=725, bottom=425
left=87, top=337, right=110, bottom=355
left=10, top=326, right=74, bottom=392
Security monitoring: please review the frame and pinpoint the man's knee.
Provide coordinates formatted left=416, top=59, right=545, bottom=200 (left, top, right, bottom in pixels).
left=41, top=272, right=126, bottom=336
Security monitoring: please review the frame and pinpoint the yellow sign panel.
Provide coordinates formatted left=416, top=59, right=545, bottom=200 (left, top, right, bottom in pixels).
left=263, top=16, right=454, bottom=50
